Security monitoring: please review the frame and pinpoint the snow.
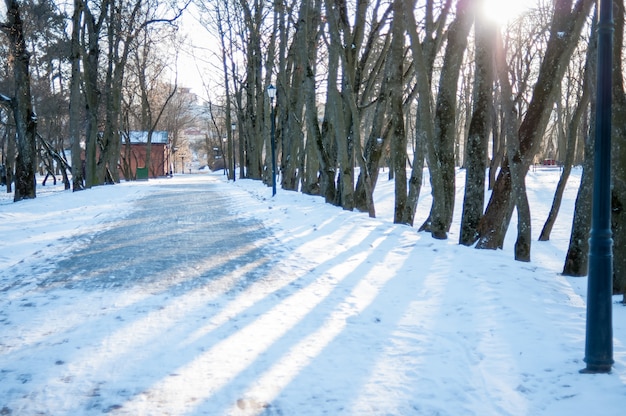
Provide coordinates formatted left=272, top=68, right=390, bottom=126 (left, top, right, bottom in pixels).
left=0, top=168, right=624, bottom=415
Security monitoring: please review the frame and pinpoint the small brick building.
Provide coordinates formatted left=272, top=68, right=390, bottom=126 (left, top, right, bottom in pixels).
left=119, top=131, right=170, bottom=180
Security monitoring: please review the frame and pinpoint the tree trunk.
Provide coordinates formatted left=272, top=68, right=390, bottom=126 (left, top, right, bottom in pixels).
left=304, top=11, right=337, bottom=203
left=320, top=16, right=340, bottom=206
left=324, top=0, right=356, bottom=211
left=100, top=0, right=141, bottom=185
left=494, top=30, right=531, bottom=261
left=488, top=105, right=505, bottom=190
left=563, top=122, right=594, bottom=276
left=611, top=0, right=626, bottom=300
left=460, top=4, right=494, bottom=246
left=390, top=0, right=406, bottom=223
left=539, top=28, right=594, bottom=241
left=425, top=0, right=473, bottom=238
left=403, top=0, right=441, bottom=231
left=5, top=124, right=15, bottom=193
left=69, top=0, right=85, bottom=191
left=240, top=1, right=264, bottom=181
left=562, top=6, right=598, bottom=276
left=281, top=2, right=308, bottom=192
left=354, top=48, right=391, bottom=213
left=398, top=0, right=451, bottom=226
left=4, top=0, right=37, bottom=202
left=82, top=2, right=108, bottom=189
left=401, top=119, right=426, bottom=226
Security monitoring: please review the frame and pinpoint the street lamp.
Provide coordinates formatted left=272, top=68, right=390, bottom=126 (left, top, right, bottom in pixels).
left=231, top=120, right=237, bottom=182
left=267, top=84, right=277, bottom=196
left=583, top=0, right=614, bottom=374
left=222, top=137, right=227, bottom=176
left=172, top=146, right=179, bottom=175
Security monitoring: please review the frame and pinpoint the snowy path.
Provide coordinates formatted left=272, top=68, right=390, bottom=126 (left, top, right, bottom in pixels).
left=1, top=178, right=287, bottom=415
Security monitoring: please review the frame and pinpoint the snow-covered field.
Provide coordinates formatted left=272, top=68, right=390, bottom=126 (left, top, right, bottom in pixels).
left=0, top=168, right=624, bottom=415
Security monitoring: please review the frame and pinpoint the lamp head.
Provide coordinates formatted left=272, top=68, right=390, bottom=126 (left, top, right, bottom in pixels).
left=267, top=84, right=276, bottom=99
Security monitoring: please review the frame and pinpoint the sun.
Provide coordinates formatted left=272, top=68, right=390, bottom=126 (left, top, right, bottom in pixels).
left=481, top=0, right=536, bottom=25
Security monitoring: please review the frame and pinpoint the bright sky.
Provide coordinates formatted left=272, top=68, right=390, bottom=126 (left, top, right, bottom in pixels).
left=482, top=0, right=538, bottom=25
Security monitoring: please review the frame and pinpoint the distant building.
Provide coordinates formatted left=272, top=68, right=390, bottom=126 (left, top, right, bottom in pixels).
left=119, top=131, right=170, bottom=180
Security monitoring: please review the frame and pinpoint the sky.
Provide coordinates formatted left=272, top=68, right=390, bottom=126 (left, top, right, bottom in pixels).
left=0, top=167, right=624, bottom=415
left=177, top=3, right=222, bottom=101
left=482, top=0, right=539, bottom=24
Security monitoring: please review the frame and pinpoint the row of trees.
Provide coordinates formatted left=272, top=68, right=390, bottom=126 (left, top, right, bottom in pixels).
left=1, top=1, right=624, bottom=300
left=0, top=0, right=196, bottom=197
left=198, top=0, right=624, bottom=300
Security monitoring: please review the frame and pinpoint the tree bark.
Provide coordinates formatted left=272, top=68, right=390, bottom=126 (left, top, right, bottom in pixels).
left=539, top=27, right=594, bottom=241
left=214, top=3, right=235, bottom=181
left=69, top=0, right=85, bottom=191
left=398, top=0, right=451, bottom=226
left=403, top=0, right=443, bottom=230
left=610, top=0, right=626, bottom=300
left=494, top=30, right=531, bottom=261
left=424, top=0, right=473, bottom=239
left=563, top=120, right=594, bottom=276
left=354, top=70, right=390, bottom=213
left=390, top=0, right=406, bottom=223
left=240, top=1, right=264, bottom=181
left=281, top=1, right=308, bottom=191
left=325, top=0, right=357, bottom=211
left=460, top=3, right=495, bottom=246
left=82, top=1, right=109, bottom=189
left=3, top=0, right=37, bottom=202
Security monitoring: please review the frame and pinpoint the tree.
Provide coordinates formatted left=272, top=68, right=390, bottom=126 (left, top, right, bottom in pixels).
left=421, top=0, right=473, bottom=239
left=399, top=0, right=452, bottom=226
left=495, top=29, right=532, bottom=262
left=1, top=0, right=37, bottom=202
left=69, top=0, right=85, bottom=191
left=610, top=0, right=626, bottom=301
left=459, top=0, right=495, bottom=246
left=81, top=0, right=109, bottom=189
left=476, top=0, right=594, bottom=254
left=390, top=0, right=406, bottom=222
left=402, top=0, right=452, bottom=230
left=539, top=17, right=595, bottom=242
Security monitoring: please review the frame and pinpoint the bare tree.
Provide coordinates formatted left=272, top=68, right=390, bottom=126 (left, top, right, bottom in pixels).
left=610, top=0, right=626, bottom=301
left=69, top=0, right=85, bottom=191
left=539, top=17, right=595, bottom=242
left=459, top=0, right=495, bottom=246
left=420, top=0, right=473, bottom=239
left=476, top=0, right=594, bottom=253
left=1, top=0, right=38, bottom=201
left=398, top=0, right=452, bottom=226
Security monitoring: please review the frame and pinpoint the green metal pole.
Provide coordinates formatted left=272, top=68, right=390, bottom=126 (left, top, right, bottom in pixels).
left=583, top=0, right=614, bottom=374
left=270, top=96, right=277, bottom=197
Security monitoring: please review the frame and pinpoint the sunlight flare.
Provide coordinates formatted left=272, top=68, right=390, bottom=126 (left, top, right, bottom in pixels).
left=481, top=0, right=536, bottom=25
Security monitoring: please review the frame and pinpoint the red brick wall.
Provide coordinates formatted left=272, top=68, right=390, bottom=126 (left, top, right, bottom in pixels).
left=120, top=143, right=168, bottom=179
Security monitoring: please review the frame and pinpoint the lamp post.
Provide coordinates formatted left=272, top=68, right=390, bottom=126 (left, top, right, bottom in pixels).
left=267, top=84, right=277, bottom=196
left=172, top=146, right=178, bottom=174
left=167, top=143, right=171, bottom=177
left=231, top=121, right=237, bottom=182
left=222, top=137, right=227, bottom=176
left=583, top=0, right=614, bottom=374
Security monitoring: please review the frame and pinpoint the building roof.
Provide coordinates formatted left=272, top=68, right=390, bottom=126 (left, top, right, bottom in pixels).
left=124, top=131, right=169, bottom=144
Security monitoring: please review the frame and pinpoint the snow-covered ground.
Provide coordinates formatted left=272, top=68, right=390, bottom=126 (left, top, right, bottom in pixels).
left=0, top=168, right=624, bottom=415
